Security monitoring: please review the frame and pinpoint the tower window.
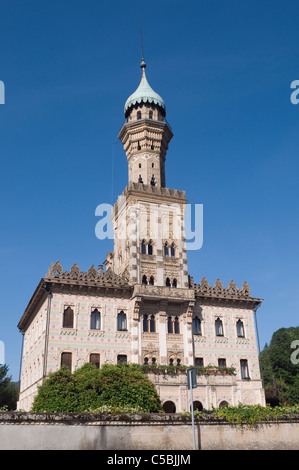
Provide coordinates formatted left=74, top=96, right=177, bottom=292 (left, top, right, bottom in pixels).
left=142, top=275, right=147, bottom=285
left=137, top=111, right=141, bottom=120
left=141, top=240, right=146, bottom=254
left=152, top=163, right=154, bottom=168
left=150, top=175, right=156, bottom=186
left=143, top=314, right=155, bottom=332
left=149, top=110, right=153, bottom=119
left=143, top=314, right=148, bottom=332
left=174, top=316, right=180, bottom=334
left=149, top=276, right=154, bottom=286
left=170, top=243, right=175, bottom=258
left=138, top=175, right=143, bottom=183
left=166, top=277, right=171, bottom=287
left=148, top=240, right=153, bottom=255
left=172, top=278, right=177, bottom=288
left=150, top=314, right=155, bottom=332
left=164, top=243, right=169, bottom=257
left=139, top=163, right=141, bottom=168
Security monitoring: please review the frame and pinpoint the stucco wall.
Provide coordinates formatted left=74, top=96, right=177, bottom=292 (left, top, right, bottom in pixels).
left=0, top=413, right=298, bottom=450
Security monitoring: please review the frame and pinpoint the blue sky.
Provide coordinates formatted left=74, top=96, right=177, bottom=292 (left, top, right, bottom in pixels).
left=0, top=0, right=298, bottom=381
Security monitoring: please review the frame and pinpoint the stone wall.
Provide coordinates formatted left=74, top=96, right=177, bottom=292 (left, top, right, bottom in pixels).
left=0, top=412, right=298, bottom=450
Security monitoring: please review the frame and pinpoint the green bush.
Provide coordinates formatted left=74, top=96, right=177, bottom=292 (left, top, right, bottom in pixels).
left=31, top=363, right=163, bottom=413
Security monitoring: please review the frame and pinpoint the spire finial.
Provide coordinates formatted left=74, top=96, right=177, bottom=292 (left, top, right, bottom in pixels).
left=139, top=19, right=146, bottom=69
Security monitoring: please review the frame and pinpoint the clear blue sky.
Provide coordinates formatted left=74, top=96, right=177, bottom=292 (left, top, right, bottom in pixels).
left=0, top=0, right=298, bottom=381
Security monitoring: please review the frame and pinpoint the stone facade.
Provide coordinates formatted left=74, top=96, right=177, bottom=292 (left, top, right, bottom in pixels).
left=17, top=60, right=265, bottom=412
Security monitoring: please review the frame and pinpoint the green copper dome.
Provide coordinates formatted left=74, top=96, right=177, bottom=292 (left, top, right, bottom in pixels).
left=124, top=61, right=166, bottom=116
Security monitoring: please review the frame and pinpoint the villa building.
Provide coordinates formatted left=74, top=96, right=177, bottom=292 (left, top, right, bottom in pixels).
left=17, top=57, right=265, bottom=412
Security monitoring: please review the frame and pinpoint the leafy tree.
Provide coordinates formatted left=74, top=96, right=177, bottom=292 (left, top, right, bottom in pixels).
left=32, top=363, right=163, bottom=413
left=260, top=327, right=299, bottom=405
left=0, top=364, right=19, bottom=411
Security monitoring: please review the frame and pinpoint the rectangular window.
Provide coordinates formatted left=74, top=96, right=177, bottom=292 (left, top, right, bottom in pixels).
left=61, top=352, right=72, bottom=370
left=240, top=359, right=249, bottom=379
left=90, top=353, right=100, bottom=369
left=117, top=355, right=127, bottom=364
left=195, top=357, right=204, bottom=367
left=218, top=358, right=226, bottom=368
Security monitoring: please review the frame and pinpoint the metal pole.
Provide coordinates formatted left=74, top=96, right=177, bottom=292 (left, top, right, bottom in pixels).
left=188, top=370, right=196, bottom=450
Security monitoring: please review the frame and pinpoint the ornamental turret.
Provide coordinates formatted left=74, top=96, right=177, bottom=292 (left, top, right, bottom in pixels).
left=118, top=59, right=173, bottom=188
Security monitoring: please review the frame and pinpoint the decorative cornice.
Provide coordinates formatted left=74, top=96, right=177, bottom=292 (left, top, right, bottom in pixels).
left=46, top=261, right=130, bottom=289
left=193, top=277, right=263, bottom=307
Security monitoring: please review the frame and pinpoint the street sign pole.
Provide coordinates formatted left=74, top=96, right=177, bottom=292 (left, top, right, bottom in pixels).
left=187, top=368, right=197, bottom=450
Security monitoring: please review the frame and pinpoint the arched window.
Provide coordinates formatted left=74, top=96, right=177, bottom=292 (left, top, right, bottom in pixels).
left=138, top=175, right=143, bottom=183
left=166, top=277, right=171, bottom=287
left=192, top=317, right=201, bottom=335
left=219, top=401, right=229, bottom=408
left=141, top=240, right=146, bottom=254
left=90, top=353, right=100, bottom=369
left=150, top=314, right=155, bottom=333
left=144, top=357, right=149, bottom=364
left=192, top=401, right=203, bottom=412
left=176, top=358, right=181, bottom=366
left=117, top=311, right=127, bottom=331
left=142, top=274, right=147, bottom=285
left=169, top=358, right=174, bottom=366
left=143, top=314, right=149, bottom=332
left=61, top=352, right=72, bottom=370
left=170, top=243, right=175, bottom=258
left=149, top=276, right=154, bottom=286
left=148, top=240, right=153, bottom=255
left=172, top=278, right=177, bottom=288
left=63, top=307, right=74, bottom=329
left=167, top=316, right=172, bottom=334
left=237, top=319, right=245, bottom=337
left=149, top=110, right=153, bottom=119
left=174, top=316, right=180, bottom=334
left=164, top=242, right=169, bottom=257
left=163, top=401, right=176, bottom=413
left=152, top=357, right=156, bottom=364
left=90, top=308, right=101, bottom=330
left=215, top=317, right=224, bottom=336
left=137, top=110, right=141, bottom=120
left=150, top=175, right=155, bottom=186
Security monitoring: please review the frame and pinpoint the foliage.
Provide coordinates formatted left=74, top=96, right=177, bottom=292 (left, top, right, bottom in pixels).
left=259, top=327, right=299, bottom=405
left=139, top=363, right=236, bottom=375
left=183, top=403, right=299, bottom=427
left=0, top=364, right=19, bottom=411
left=31, top=363, right=163, bottom=413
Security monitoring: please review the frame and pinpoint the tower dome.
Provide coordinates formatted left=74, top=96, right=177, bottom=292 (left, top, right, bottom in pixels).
left=124, top=60, right=166, bottom=118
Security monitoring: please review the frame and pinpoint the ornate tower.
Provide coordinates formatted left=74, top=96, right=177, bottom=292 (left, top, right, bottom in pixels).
left=112, top=59, right=190, bottom=290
